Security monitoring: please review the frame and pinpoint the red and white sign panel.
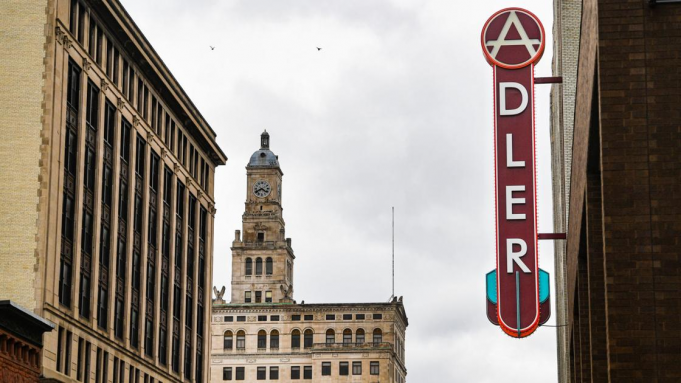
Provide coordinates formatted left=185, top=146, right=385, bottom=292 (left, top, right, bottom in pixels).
left=481, top=8, right=545, bottom=338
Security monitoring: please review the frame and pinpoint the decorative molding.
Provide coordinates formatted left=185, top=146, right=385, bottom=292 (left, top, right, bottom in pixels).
left=117, top=97, right=125, bottom=110
left=82, top=58, right=91, bottom=71
left=186, top=179, right=194, bottom=190
left=62, top=35, right=72, bottom=49
left=133, top=115, right=141, bottom=127
left=174, top=163, right=181, bottom=173
left=55, top=26, right=64, bottom=45
left=101, top=79, right=109, bottom=91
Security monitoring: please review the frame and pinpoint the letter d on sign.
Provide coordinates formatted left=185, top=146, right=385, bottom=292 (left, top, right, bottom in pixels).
left=499, top=82, right=528, bottom=116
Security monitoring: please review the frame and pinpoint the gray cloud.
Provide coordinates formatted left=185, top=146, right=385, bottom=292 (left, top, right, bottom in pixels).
left=123, top=0, right=559, bottom=381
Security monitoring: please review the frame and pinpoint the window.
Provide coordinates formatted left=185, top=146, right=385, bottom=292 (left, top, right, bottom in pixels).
left=291, top=366, right=300, bottom=380
left=292, top=315, right=301, bottom=321
left=265, top=291, right=272, bottom=303
left=370, top=361, right=379, bottom=375
left=224, top=331, right=233, bottom=350
left=257, top=367, right=266, bottom=380
left=245, top=258, right=252, bottom=276
left=255, top=291, right=262, bottom=303
left=255, top=258, right=263, bottom=275
left=236, top=331, right=246, bottom=350
left=270, top=330, right=279, bottom=349
left=265, top=257, right=273, bottom=275
left=270, top=315, right=279, bottom=321
left=303, top=366, right=312, bottom=380
left=343, top=329, right=352, bottom=344
left=373, top=329, right=383, bottom=344
left=236, top=367, right=245, bottom=380
left=225, top=316, right=234, bottom=322
left=356, top=314, right=365, bottom=320
left=303, top=329, right=313, bottom=349
left=356, top=329, right=365, bottom=344
left=326, top=314, right=335, bottom=320
left=373, top=313, right=383, bottom=320
left=223, top=367, right=232, bottom=380
left=339, top=362, right=349, bottom=376
left=270, top=366, right=279, bottom=380
left=343, top=314, right=352, bottom=320
left=291, top=330, right=300, bottom=349
left=304, top=314, right=313, bottom=321
left=257, top=232, right=264, bottom=242
left=322, top=362, right=331, bottom=376
left=258, top=315, right=267, bottom=322
left=352, top=361, right=362, bottom=375
left=257, top=330, right=267, bottom=349
left=237, top=316, right=246, bottom=322
left=325, top=329, right=335, bottom=345
left=245, top=291, right=251, bottom=303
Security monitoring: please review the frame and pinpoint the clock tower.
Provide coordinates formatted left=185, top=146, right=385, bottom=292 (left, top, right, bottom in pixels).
left=230, top=131, right=295, bottom=303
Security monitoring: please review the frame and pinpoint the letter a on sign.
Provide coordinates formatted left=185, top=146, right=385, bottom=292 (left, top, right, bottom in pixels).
left=481, top=8, right=545, bottom=338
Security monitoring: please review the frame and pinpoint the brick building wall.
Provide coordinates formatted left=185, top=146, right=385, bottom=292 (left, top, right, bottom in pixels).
left=0, top=0, right=52, bottom=311
left=557, top=0, right=681, bottom=381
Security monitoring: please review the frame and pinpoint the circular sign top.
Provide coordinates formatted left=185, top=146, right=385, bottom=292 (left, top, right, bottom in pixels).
left=481, top=8, right=545, bottom=69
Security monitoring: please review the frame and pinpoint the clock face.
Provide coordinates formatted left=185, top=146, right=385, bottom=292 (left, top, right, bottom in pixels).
left=253, top=180, right=271, bottom=198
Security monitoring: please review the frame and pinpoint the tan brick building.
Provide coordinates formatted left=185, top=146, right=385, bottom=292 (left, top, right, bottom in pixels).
left=550, top=0, right=681, bottom=381
left=211, top=133, right=408, bottom=383
left=0, top=0, right=227, bottom=382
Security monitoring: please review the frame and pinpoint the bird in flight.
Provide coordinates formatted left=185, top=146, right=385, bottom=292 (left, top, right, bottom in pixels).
left=316, top=47, right=322, bottom=51
left=210, top=46, right=215, bottom=50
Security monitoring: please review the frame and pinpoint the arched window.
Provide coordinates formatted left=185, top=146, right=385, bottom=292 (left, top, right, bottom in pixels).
left=266, top=257, right=273, bottom=275
left=343, top=329, right=352, bottom=345
left=245, top=258, right=252, bottom=276
left=236, top=331, right=246, bottom=350
left=304, top=329, right=313, bottom=349
left=270, top=330, right=279, bottom=349
left=356, top=328, right=365, bottom=344
left=258, top=330, right=267, bottom=349
left=291, top=329, right=301, bottom=349
left=224, top=331, right=233, bottom=350
left=255, top=258, right=263, bottom=275
left=326, top=329, right=335, bottom=345
left=373, top=329, right=382, bottom=345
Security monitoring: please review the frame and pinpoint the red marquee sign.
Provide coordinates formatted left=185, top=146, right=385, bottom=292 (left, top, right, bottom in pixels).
left=481, top=8, right=545, bottom=338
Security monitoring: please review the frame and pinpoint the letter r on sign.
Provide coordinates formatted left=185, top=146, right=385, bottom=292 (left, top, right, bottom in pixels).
left=507, top=238, right=531, bottom=273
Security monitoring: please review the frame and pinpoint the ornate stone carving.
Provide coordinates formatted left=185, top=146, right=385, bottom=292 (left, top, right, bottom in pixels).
left=213, top=286, right=226, bottom=304
left=101, top=78, right=109, bottom=91
left=117, top=97, right=125, bottom=110
left=55, top=26, right=64, bottom=45
left=174, top=163, right=181, bottom=173
left=133, top=115, right=140, bottom=127
left=161, top=148, right=168, bottom=160
left=82, top=58, right=91, bottom=71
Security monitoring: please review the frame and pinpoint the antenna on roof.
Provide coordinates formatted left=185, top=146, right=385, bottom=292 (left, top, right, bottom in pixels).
left=392, top=206, right=395, bottom=298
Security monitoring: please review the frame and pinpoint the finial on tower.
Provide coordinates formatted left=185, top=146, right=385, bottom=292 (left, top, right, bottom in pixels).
left=261, top=130, right=270, bottom=149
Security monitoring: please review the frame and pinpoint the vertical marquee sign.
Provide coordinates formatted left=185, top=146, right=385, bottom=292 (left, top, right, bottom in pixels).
left=481, top=8, right=547, bottom=338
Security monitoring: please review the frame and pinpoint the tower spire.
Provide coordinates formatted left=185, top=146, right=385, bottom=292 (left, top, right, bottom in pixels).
left=261, top=130, right=270, bottom=149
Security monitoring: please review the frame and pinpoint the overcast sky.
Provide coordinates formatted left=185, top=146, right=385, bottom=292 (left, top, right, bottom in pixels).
left=122, top=1, right=558, bottom=381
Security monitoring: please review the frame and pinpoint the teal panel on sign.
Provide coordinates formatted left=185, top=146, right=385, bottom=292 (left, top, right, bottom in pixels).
left=539, top=269, right=550, bottom=303
left=486, top=270, right=497, bottom=304
left=487, top=269, right=548, bottom=303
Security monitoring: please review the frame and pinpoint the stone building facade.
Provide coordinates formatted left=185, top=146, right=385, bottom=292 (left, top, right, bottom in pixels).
left=211, top=133, right=408, bottom=383
left=0, top=0, right=227, bottom=382
left=550, top=0, right=681, bottom=381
